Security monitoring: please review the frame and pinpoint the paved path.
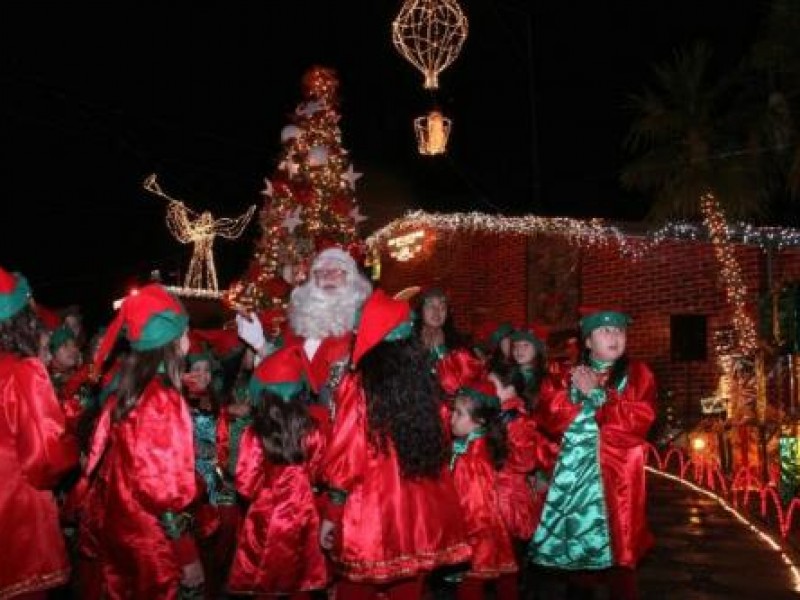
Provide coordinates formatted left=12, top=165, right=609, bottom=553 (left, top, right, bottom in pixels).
left=637, top=470, right=800, bottom=599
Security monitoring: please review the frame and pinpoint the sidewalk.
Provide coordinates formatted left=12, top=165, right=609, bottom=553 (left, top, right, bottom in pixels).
left=636, top=471, right=800, bottom=599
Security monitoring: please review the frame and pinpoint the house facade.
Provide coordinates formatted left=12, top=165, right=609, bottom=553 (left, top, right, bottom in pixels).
left=369, top=212, right=800, bottom=425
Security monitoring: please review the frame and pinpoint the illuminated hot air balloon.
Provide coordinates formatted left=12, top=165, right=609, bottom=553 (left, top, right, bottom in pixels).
left=392, top=0, right=468, bottom=90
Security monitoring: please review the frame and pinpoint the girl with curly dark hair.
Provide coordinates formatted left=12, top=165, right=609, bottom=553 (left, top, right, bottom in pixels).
left=0, top=267, right=79, bottom=599
left=449, top=379, right=518, bottom=599
left=319, top=289, right=471, bottom=600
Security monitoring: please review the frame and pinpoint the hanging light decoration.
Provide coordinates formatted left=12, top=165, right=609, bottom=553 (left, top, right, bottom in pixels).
left=414, top=109, right=452, bottom=155
left=392, top=0, right=468, bottom=90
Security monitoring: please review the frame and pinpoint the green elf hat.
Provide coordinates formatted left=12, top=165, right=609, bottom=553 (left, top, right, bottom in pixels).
left=457, top=377, right=501, bottom=410
left=49, top=325, right=76, bottom=353
left=351, top=289, right=414, bottom=367
left=0, top=267, right=32, bottom=322
left=249, top=344, right=309, bottom=403
left=511, top=322, right=550, bottom=352
left=579, top=305, right=631, bottom=338
left=92, top=283, right=188, bottom=375
left=475, top=320, right=514, bottom=350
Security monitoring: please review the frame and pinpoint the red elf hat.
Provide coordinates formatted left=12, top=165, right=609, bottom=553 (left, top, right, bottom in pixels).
left=351, top=289, right=414, bottom=367
left=93, top=283, right=188, bottom=375
left=249, top=345, right=310, bottom=403
left=437, top=348, right=487, bottom=397
left=0, top=267, right=32, bottom=322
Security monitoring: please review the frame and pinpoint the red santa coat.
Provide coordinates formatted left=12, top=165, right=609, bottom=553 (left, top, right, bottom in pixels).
left=227, top=424, right=329, bottom=594
left=283, top=331, right=352, bottom=394
left=451, top=436, right=518, bottom=579
left=534, top=360, right=656, bottom=567
left=0, top=354, right=79, bottom=599
left=82, top=378, right=197, bottom=599
left=320, top=373, right=472, bottom=583
left=496, top=395, right=556, bottom=540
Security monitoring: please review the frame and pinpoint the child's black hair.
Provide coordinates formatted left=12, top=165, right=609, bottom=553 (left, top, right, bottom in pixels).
left=251, top=388, right=312, bottom=465
left=458, top=394, right=508, bottom=471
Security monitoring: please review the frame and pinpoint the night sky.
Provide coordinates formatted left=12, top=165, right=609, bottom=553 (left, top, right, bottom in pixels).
left=0, top=2, right=766, bottom=327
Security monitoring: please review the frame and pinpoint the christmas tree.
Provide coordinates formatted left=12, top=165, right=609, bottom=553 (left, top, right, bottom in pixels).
left=225, top=66, right=367, bottom=317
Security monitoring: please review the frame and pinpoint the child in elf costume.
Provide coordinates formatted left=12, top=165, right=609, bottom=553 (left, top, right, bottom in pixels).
left=509, top=324, right=548, bottom=411
left=449, top=377, right=519, bottom=600
left=227, top=344, right=329, bottom=597
left=81, top=284, right=204, bottom=598
left=0, top=267, right=80, bottom=599
left=528, top=308, right=656, bottom=600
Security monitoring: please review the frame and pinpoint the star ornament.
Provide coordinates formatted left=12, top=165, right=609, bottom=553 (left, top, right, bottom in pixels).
left=349, top=205, right=368, bottom=224
left=279, top=159, right=300, bottom=177
left=282, top=207, right=303, bottom=233
left=341, top=165, right=363, bottom=188
left=260, top=178, right=274, bottom=197
left=296, top=100, right=326, bottom=117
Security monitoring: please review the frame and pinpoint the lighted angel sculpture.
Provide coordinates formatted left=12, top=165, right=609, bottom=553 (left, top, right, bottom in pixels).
left=392, top=0, right=468, bottom=90
left=144, top=174, right=256, bottom=292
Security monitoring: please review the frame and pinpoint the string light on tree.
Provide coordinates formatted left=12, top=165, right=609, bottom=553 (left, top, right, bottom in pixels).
left=143, top=174, right=255, bottom=292
left=225, top=66, right=367, bottom=312
left=700, top=192, right=758, bottom=355
left=392, top=0, right=468, bottom=90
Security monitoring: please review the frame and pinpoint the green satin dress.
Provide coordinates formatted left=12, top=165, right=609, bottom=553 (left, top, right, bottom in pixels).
left=528, top=385, right=613, bottom=570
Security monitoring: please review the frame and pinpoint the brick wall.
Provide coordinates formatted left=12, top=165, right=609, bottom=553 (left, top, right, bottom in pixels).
left=376, top=225, right=800, bottom=423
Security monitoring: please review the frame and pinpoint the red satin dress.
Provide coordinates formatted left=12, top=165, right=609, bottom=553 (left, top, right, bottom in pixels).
left=320, top=373, right=472, bottom=583
left=227, top=424, right=329, bottom=594
left=81, top=378, right=198, bottom=599
left=496, top=395, right=556, bottom=541
left=0, top=354, right=80, bottom=598
left=451, top=435, right=517, bottom=579
left=535, top=360, right=657, bottom=567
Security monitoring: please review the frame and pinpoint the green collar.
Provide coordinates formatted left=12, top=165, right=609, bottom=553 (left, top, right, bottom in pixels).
left=450, top=428, right=485, bottom=470
left=589, top=357, right=615, bottom=372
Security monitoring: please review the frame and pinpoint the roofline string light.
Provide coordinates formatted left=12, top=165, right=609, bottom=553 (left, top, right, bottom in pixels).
left=367, top=210, right=800, bottom=259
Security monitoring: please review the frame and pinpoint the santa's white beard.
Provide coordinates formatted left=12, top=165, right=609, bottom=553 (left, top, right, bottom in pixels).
left=289, top=279, right=369, bottom=340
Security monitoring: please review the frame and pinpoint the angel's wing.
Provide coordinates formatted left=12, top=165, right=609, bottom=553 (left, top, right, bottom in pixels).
left=213, top=205, right=257, bottom=239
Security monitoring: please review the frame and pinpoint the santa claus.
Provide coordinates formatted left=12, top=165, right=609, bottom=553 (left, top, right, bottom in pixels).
left=236, top=247, right=372, bottom=404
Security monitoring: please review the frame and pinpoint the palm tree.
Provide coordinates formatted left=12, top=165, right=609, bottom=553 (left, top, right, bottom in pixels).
left=622, top=41, right=763, bottom=223
left=749, top=0, right=800, bottom=204
left=621, top=41, right=758, bottom=354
